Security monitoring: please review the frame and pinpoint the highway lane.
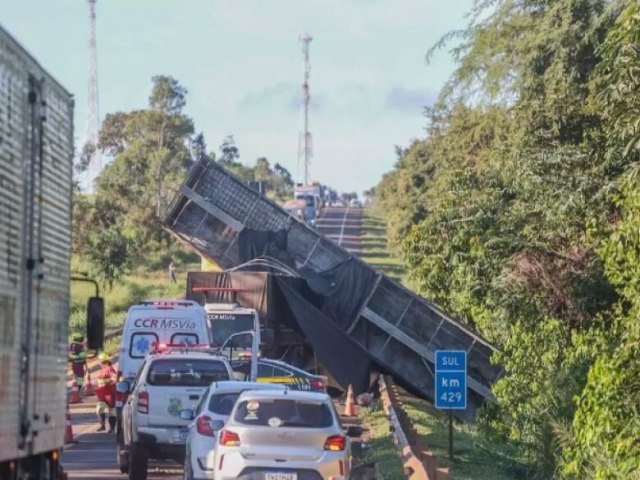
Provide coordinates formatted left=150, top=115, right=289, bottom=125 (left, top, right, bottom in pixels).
left=315, top=206, right=363, bottom=256
left=62, top=397, right=182, bottom=480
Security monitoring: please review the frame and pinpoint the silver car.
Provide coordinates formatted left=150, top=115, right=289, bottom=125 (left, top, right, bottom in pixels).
left=213, top=390, right=361, bottom=480
left=182, top=381, right=287, bottom=480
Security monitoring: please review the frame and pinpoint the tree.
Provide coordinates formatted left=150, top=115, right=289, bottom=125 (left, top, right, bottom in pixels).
left=76, top=75, right=198, bottom=284
left=372, top=0, right=637, bottom=474
left=272, top=162, right=294, bottom=200
left=560, top=6, right=640, bottom=477
left=190, top=132, right=209, bottom=162
left=95, top=76, right=194, bottom=243
left=218, top=135, right=240, bottom=166
left=254, top=157, right=271, bottom=182
left=149, top=75, right=187, bottom=114
left=72, top=194, right=134, bottom=287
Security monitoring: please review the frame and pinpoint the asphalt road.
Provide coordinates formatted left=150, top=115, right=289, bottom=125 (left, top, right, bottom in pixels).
left=315, top=206, right=363, bottom=256
left=62, top=396, right=183, bottom=479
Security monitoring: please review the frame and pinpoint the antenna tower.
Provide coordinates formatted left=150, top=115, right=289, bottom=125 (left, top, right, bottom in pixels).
left=87, top=0, right=101, bottom=176
left=299, top=34, right=313, bottom=185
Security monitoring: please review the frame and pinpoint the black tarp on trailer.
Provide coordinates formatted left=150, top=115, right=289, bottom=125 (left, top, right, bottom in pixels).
left=185, top=270, right=372, bottom=394
left=164, top=159, right=503, bottom=421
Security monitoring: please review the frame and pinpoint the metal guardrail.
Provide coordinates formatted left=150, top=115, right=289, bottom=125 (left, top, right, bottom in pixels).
left=379, top=375, right=449, bottom=480
left=104, top=327, right=123, bottom=342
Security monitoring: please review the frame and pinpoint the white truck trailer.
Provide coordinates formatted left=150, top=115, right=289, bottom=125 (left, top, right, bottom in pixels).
left=0, top=25, right=104, bottom=479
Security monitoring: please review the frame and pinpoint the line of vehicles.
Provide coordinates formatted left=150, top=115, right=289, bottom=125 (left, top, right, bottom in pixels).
left=284, top=184, right=343, bottom=226
left=115, top=299, right=361, bottom=480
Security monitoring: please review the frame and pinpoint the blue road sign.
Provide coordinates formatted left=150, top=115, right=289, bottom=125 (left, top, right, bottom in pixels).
left=435, top=350, right=467, bottom=410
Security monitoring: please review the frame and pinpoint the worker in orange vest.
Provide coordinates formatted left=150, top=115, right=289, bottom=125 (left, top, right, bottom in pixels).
left=95, top=352, right=117, bottom=432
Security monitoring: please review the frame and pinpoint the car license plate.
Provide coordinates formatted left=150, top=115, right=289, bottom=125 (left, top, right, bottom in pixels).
left=174, top=429, right=188, bottom=441
left=265, top=473, right=297, bottom=480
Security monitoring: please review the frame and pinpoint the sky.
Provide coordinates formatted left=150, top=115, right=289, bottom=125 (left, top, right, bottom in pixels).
left=1, top=0, right=473, bottom=194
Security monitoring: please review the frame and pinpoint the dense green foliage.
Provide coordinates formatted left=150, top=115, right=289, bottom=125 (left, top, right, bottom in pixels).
left=73, top=77, right=293, bottom=286
left=373, top=1, right=640, bottom=477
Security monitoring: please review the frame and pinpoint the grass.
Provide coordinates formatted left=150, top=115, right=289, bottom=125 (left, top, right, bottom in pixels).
left=360, top=209, right=407, bottom=283
left=68, top=254, right=200, bottom=353
left=403, top=396, right=533, bottom=480
left=360, top=407, right=406, bottom=480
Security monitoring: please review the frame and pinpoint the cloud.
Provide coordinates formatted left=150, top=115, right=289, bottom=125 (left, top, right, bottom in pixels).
left=237, top=82, right=298, bottom=112
left=237, top=82, right=330, bottom=115
left=385, top=87, right=435, bottom=111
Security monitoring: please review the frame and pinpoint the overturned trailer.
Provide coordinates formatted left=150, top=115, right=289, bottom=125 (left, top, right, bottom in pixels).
left=164, top=159, right=503, bottom=420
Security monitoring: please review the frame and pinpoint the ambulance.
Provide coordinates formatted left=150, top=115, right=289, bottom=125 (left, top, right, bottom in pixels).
left=117, top=300, right=212, bottom=381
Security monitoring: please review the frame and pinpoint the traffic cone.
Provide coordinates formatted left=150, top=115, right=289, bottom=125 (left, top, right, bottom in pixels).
left=344, top=385, right=356, bottom=417
left=64, top=403, right=77, bottom=444
left=68, top=379, right=81, bottom=404
left=83, top=371, right=93, bottom=396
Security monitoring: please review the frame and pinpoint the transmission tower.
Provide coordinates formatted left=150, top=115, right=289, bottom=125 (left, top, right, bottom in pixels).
left=86, top=0, right=101, bottom=176
left=299, top=34, right=313, bottom=186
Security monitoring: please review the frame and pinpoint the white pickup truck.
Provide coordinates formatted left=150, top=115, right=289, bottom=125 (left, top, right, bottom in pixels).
left=118, top=347, right=234, bottom=480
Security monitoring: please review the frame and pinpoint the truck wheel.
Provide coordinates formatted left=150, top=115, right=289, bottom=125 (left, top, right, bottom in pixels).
left=128, top=444, right=148, bottom=480
left=116, top=431, right=129, bottom=474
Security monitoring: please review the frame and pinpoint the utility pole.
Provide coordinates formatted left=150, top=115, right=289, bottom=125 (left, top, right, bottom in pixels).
left=86, top=0, right=101, bottom=177
left=299, top=34, right=313, bottom=186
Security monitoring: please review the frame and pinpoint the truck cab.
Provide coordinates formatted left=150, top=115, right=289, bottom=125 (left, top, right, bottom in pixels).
left=205, top=303, right=260, bottom=382
left=294, top=191, right=317, bottom=223
left=284, top=199, right=312, bottom=225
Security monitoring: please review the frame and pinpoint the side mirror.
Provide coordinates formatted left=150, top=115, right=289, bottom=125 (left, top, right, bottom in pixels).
left=116, top=380, right=130, bottom=394
left=86, top=297, right=105, bottom=350
left=179, top=409, right=195, bottom=421
left=345, top=425, right=363, bottom=438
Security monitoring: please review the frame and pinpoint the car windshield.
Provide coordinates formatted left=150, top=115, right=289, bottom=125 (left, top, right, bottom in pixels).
left=146, top=359, right=229, bottom=386
left=266, top=362, right=313, bottom=377
left=209, top=392, right=241, bottom=415
left=233, top=399, right=333, bottom=428
left=208, top=314, right=255, bottom=346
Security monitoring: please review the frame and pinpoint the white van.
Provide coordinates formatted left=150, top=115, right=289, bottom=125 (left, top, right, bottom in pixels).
left=118, top=300, right=212, bottom=381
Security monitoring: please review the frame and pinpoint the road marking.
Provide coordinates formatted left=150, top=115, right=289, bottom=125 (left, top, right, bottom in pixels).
left=338, top=207, right=350, bottom=246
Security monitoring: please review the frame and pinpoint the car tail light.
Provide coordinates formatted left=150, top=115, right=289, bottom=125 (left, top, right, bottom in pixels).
left=137, top=391, right=149, bottom=414
left=197, top=415, right=215, bottom=437
left=339, top=460, right=345, bottom=475
left=324, top=435, right=346, bottom=451
left=219, top=430, right=240, bottom=446
left=311, top=379, right=326, bottom=391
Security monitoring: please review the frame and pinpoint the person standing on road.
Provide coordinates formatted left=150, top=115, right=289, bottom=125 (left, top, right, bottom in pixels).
left=168, top=260, right=177, bottom=283
left=95, top=352, right=117, bottom=432
left=68, top=333, right=87, bottom=389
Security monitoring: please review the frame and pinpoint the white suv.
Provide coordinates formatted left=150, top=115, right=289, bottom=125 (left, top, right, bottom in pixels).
left=119, top=348, right=234, bottom=480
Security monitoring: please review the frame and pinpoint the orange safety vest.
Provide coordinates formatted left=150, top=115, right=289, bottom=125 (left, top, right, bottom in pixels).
left=95, top=364, right=117, bottom=406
